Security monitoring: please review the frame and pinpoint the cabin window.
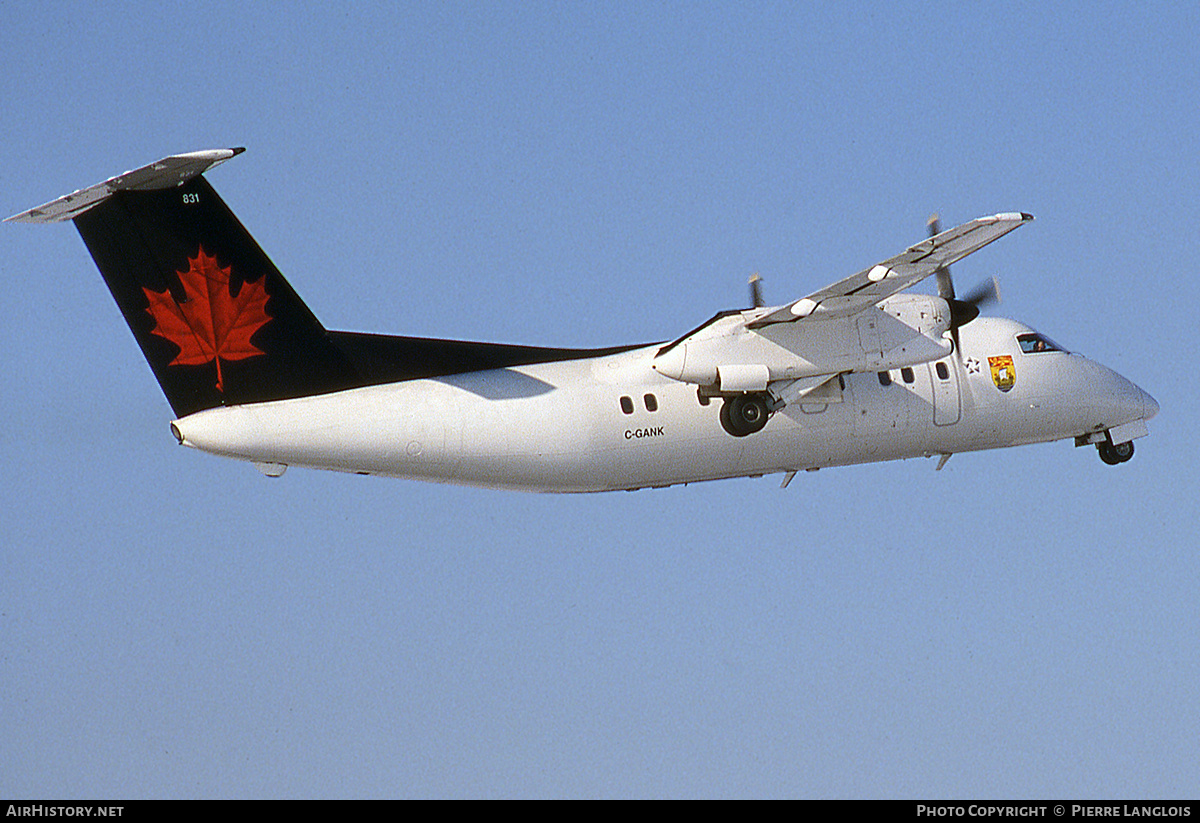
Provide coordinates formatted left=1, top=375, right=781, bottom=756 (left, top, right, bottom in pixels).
left=1017, top=332, right=1067, bottom=354
left=620, top=396, right=634, bottom=415
left=901, top=367, right=914, bottom=384
left=935, top=361, right=950, bottom=380
left=644, top=393, right=658, bottom=412
left=878, top=371, right=892, bottom=386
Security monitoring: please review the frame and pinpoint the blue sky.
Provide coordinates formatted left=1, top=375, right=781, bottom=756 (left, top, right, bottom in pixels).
left=2, top=1, right=1197, bottom=798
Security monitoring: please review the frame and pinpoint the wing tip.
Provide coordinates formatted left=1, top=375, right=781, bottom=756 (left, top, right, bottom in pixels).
left=976, top=211, right=1034, bottom=227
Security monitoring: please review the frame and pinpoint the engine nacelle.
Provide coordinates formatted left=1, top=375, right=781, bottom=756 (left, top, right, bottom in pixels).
left=652, top=294, right=953, bottom=389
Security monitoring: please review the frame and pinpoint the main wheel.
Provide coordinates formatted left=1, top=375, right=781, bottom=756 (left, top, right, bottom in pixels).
left=721, top=394, right=770, bottom=437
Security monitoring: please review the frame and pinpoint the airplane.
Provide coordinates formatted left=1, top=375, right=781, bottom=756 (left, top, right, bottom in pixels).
left=7, top=148, right=1158, bottom=492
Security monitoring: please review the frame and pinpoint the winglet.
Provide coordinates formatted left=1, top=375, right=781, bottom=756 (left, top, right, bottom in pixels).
left=5, top=148, right=245, bottom=224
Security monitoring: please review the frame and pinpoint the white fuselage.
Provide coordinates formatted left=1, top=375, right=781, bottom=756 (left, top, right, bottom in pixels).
left=172, top=317, right=1157, bottom=492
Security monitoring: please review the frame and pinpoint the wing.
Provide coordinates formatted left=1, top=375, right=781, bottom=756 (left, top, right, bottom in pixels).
left=746, top=212, right=1032, bottom=328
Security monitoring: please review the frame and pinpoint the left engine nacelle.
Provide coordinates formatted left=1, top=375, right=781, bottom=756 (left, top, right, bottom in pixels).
left=652, top=294, right=953, bottom=390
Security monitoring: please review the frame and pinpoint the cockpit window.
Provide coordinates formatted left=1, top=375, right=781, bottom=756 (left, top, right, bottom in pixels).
left=1016, top=333, right=1067, bottom=354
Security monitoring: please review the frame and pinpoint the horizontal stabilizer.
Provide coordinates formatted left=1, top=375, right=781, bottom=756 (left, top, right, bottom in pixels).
left=5, top=148, right=245, bottom=224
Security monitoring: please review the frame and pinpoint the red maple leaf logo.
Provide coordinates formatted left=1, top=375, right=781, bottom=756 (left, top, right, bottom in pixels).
left=143, top=247, right=271, bottom=392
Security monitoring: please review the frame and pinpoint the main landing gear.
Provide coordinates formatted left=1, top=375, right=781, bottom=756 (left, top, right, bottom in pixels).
left=720, top=393, right=771, bottom=437
left=1098, top=439, right=1135, bottom=465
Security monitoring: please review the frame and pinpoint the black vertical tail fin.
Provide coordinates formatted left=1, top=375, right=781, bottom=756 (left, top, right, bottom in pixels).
left=8, top=148, right=646, bottom=419
left=7, top=149, right=359, bottom=417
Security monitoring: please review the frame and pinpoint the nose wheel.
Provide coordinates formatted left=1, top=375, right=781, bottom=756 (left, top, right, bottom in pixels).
left=720, top=393, right=771, bottom=437
left=1098, top=440, right=1134, bottom=465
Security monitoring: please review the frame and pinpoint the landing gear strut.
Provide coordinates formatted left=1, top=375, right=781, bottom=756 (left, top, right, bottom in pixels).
left=1098, top=439, right=1135, bottom=465
left=720, top=393, right=771, bottom=437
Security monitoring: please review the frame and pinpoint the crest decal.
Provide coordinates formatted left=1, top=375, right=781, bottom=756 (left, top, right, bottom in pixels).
left=988, top=354, right=1016, bottom=392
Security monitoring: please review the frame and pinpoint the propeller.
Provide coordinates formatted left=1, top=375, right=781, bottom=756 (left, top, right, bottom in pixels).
left=958, top=275, right=1001, bottom=309
left=749, top=272, right=764, bottom=308
left=928, top=214, right=955, bottom=301
left=927, top=213, right=1001, bottom=358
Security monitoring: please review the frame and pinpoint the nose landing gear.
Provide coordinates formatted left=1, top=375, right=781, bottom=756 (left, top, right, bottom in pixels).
left=1098, top=439, right=1134, bottom=465
left=720, top=393, right=771, bottom=437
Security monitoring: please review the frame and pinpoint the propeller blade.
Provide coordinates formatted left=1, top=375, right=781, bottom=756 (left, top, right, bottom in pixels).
left=928, top=214, right=966, bottom=357
left=929, top=213, right=955, bottom=300
left=959, top=275, right=1001, bottom=309
left=948, top=276, right=1000, bottom=358
left=749, top=272, right=764, bottom=308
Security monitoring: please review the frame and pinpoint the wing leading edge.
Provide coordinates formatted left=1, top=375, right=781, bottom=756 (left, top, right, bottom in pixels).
left=746, top=212, right=1033, bottom=328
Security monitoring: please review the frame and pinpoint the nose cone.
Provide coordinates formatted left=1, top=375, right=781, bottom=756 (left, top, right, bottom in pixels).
left=1139, top=385, right=1159, bottom=421
left=1109, top=373, right=1156, bottom=427
left=1067, top=358, right=1157, bottom=430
